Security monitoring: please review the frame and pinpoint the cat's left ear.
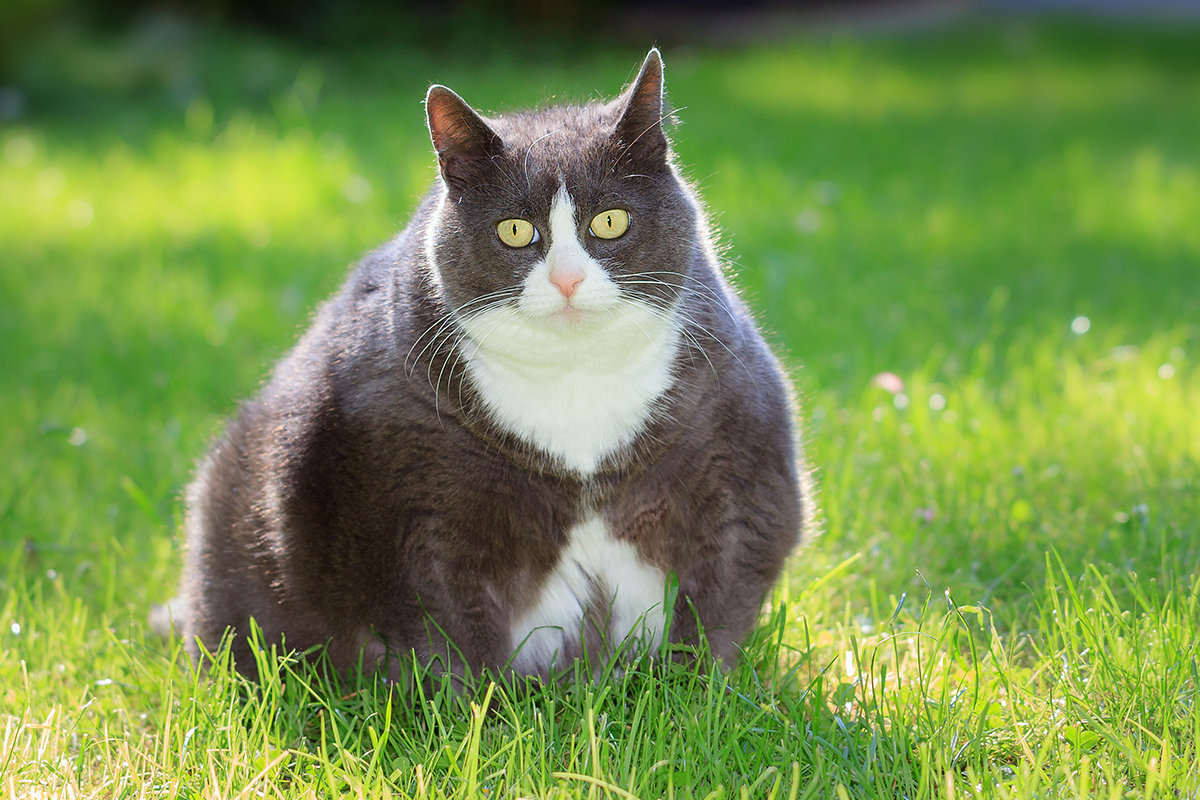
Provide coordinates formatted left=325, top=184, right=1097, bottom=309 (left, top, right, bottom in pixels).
left=426, top=85, right=503, bottom=195
left=613, top=48, right=669, bottom=170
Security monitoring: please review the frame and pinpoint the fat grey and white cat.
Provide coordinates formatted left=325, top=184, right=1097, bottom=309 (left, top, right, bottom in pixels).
left=172, top=49, right=809, bottom=681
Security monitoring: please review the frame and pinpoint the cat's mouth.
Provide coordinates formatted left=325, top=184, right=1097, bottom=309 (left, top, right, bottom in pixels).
left=509, top=288, right=627, bottom=334
left=553, top=302, right=588, bottom=325
left=519, top=296, right=604, bottom=328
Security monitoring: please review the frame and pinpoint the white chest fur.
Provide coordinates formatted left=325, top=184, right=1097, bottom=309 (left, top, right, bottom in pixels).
left=453, top=186, right=682, bottom=474
left=508, top=514, right=667, bottom=675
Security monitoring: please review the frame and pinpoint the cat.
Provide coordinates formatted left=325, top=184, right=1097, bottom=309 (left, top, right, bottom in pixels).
left=167, top=48, right=810, bottom=682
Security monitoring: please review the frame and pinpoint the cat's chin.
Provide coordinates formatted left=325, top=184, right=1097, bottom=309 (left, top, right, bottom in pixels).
left=522, top=303, right=612, bottom=333
left=549, top=305, right=591, bottom=326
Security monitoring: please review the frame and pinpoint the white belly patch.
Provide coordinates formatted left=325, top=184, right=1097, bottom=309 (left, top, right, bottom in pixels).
left=508, top=514, right=667, bottom=675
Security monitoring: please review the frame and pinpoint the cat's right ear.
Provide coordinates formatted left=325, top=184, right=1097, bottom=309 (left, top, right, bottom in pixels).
left=613, top=48, right=669, bottom=171
left=426, top=86, right=503, bottom=196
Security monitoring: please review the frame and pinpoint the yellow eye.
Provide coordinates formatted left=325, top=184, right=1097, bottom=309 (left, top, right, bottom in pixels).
left=496, top=219, right=539, bottom=248
left=589, top=209, right=630, bottom=239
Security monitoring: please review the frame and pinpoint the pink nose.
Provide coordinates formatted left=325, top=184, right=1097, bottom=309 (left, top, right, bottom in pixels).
left=548, top=263, right=585, bottom=298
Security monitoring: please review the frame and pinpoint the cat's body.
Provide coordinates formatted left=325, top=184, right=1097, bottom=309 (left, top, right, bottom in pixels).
left=176, top=50, right=809, bottom=680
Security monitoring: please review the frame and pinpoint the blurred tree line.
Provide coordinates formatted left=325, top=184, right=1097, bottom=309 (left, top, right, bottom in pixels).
left=0, top=0, right=858, bottom=82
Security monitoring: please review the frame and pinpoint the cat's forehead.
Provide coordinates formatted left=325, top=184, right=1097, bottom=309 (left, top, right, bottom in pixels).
left=485, top=102, right=624, bottom=177
left=489, top=101, right=619, bottom=149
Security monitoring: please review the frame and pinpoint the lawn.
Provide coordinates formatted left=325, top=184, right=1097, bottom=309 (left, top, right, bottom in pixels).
left=2, top=15, right=1199, bottom=798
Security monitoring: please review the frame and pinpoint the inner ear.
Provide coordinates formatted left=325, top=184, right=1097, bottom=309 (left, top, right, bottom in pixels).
left=426, top=85, right=503, bottom=192
left=613, top=48, right=669, bottom=168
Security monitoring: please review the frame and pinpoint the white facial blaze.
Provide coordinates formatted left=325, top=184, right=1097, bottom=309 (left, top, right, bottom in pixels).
left=456, top=185, right=682, bottom=474
left=508, top=514, right=667, bottom=674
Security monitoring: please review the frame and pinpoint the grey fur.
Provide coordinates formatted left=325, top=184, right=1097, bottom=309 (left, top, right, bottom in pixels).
left=173, top=49, right=811, bottom=680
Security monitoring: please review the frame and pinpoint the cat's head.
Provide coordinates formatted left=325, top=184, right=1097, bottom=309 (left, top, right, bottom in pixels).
left=422, top=49, right=700, bottom=340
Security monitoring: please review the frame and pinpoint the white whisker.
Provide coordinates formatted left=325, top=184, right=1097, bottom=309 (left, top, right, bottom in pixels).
left=618, top=281, right=757, bottom=391
left=457, top=306, right=521, bottom=418
left=406, top=286, right=521, bottom=377
left=428, top=296, right=521, bottom=422
left=622, top=296, right=720, bottom=386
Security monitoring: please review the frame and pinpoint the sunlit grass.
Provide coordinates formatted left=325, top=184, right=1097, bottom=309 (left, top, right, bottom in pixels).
left=2, top=17, right=1199, bottom=799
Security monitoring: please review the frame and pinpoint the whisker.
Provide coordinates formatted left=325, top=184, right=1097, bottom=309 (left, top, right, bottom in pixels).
left=621, top=297, right=720, bottom=386
left=525, top=130, right=561, bottom=184
left=429, top=293, right=518, bottom=398
left=615, top=279, right=727, bottom=326
left=610, top=305, right=659, bottom=349
left=407, top=314, right=461, bottom=378
left=456, top=306, right=519, bottom=416
left=431, top=323, right=481, bottom=425
left=405, top=286, right=521, bottom=375
left=684, top=317, right=758, bottom=392
left=675, top=324, right=720, bottom=386
left=614, top=278, right=722, bottom=311
left=626, top=269, right=735, bottom=311
left=621, top=284, right=758, bottom=391
left=418, top=293, right=521, bottom=427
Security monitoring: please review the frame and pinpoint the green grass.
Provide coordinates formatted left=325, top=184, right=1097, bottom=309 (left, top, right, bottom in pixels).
left=3, top=17, right=1199, bottom=799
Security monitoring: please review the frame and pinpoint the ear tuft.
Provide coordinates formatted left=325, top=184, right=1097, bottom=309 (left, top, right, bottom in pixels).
left=426, top=85, right=502, bottom=192
left=614, top=48, right=669, bottom=169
